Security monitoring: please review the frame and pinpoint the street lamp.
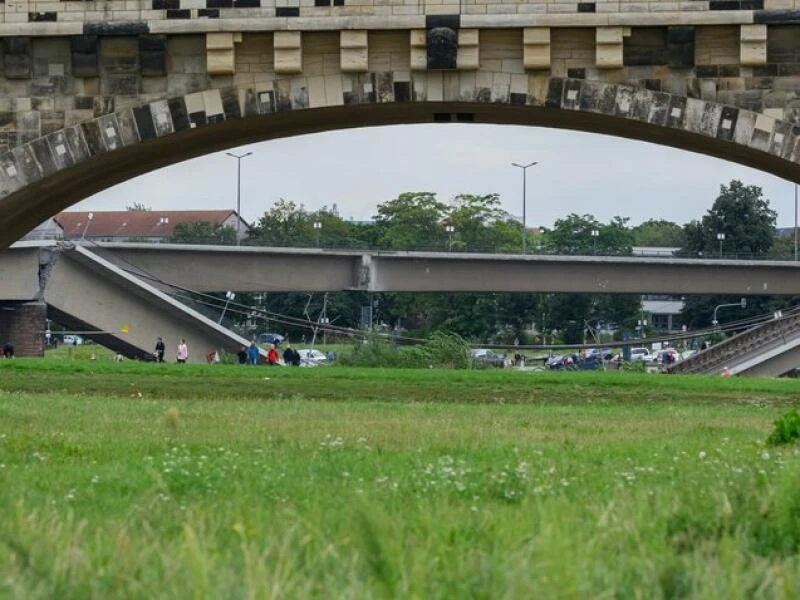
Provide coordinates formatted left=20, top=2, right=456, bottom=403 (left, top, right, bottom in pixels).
left=511, top=161, right=538, bottom=254
left=313, top=220, right=322, bottom=247
left=158, top=216, right=169, bottom=242
left=712, top=297, right=746, bottom=327
left=716, top=232, right=726, bottom=258
left=218, top=291, right=236, bottom=324
left=445, top=224, right=454, bottom=251
left=80, top=212, right=94, bottom=242
left=225, top=151, right=253, bottom=246
left=794, top=183, right=798, bottom=261
left=590, top=229, right=599, bottom=255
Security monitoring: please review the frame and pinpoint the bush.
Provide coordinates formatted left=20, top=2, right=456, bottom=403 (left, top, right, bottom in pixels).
left=338, top=332, right=471, bottom=369
left=416, top=332, right=472, bottom=370
left=766, top=409, right=800, bottom=446
left=619, top=359, right=647, bottom=373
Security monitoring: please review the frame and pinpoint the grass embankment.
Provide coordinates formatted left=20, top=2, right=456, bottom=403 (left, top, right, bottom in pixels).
left=1, top=360, right=800, bottom=597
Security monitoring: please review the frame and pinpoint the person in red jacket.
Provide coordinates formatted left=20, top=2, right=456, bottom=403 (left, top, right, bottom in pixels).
left=267, top=343, right=279, bottom=366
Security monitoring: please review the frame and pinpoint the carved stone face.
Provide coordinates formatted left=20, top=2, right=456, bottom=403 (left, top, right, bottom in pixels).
left=427, top=27, right=458, bottom=70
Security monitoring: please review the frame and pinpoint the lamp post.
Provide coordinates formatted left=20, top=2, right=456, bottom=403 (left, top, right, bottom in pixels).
left=158, top=216, right=169, bottom=241
left=716, top=232, right=725, bottom=258
left=218, top=291, right=236, bottom=324
left=712, top=297, right=746, bottom=327
left=80, top=212, right=94, bottom=242
left=794, top=183, right=798, bottom=261
left=225, top=151, right=253, bottom=246
left=313, top=220, right=322, bottom=247
left=590, top=229, right=599, bottom=255
left=445, top=224, right=454, bottom=251
left=511, top=161, right=538, bottom=254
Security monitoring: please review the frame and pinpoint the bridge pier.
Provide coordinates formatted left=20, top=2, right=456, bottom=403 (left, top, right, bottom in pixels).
left=0, top=301, right=46, bottom=358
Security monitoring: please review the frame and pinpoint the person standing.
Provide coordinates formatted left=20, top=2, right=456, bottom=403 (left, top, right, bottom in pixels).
left=282, top=343, right=295, bottom=366
left=176, top=338, right=188, bottom=364
left=247, top=340, right=260, bottom=365
left=267, top=343, right=279, bottom=366
left=154, top=337, right=165, bottom=363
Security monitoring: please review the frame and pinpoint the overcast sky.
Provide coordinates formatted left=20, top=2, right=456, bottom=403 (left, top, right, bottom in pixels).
left=75, top=124, right=799, bottom=229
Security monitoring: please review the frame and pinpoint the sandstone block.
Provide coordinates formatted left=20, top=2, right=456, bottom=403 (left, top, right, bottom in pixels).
left=523, top=27, right=550, bottom=70
left=341, top=30, right=368, bottom=72
left=740, top=25, right=767, bottom=66
left=457, top=29, right=479, bottom=70
left=274, top=31, right=303, bottom=74
left=596, top=26, right=624, bottom=68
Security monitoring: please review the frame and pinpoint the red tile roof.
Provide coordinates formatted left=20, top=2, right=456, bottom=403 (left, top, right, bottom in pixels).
left=55, top=210, right=241, bottom=238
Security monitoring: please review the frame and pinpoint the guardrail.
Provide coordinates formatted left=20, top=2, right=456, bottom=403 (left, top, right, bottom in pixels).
left=666, top=307, right=800, bottom=375
left=18, top=236, right=800, bottom=262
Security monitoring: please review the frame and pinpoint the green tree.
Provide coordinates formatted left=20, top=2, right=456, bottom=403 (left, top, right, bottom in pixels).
left=170, top=221, right=236, bottom=245
left=249, top=200, right=355, bottom=248
left=249, top=199, right=311, bottom=246
left=771, top=233, right=794, bottom=260
left=681, top=180, right=777, bottom=258
left=545, top=214, right=634, bottom=256
left=126, top=202, right=151, bottom=211
left=447, top=193, right=522, bottom=252
left=594, top=295, right=642, bottom=332
left=308, top=207, right=358, bottom=249
left=374, top=192, right=448, bottom=250
left=547, top=293, right=594, bottom=344
left=632, top=219, right=686, bottom=247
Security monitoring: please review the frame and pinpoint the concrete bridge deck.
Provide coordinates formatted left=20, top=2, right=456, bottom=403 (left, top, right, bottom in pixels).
left=1, top=242, right=257, bottom=362
left=5, top=241, right=800, bottom=297
left=91, top=242, right=800, bottom=296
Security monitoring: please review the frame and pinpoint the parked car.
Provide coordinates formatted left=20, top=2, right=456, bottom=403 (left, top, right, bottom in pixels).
left=629, top=347, right=654, bottom=361
left=586, top=348, right=614, bottom=361
left=257, top=333, right=284, bottom=346
left=471, top=348, right=506, bottom=368
left=297, top=349, right=328, bottom=366
left=62, top=335, right=83, bottom=345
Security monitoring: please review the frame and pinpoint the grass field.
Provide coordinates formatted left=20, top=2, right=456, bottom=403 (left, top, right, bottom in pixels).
left=1, top=360, right=800, bottom=598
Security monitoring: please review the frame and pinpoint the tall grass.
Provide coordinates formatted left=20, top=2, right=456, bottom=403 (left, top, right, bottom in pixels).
left=1, top=366, right=800, bottom=596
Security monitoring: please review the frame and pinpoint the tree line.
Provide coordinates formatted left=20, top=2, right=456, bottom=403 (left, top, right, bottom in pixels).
left=166, top=180, right=797, bottom=345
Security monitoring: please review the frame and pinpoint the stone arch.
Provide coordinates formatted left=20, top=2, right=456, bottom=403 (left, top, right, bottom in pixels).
left=1, top=72, right=798, bottom=248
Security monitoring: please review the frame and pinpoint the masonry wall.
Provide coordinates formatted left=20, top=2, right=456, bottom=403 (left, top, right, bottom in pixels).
left=0, top=301, right=46, bottom=357
left=3, top=0, right=800, bottom=25
left=0, top=22, right=794, bottom=154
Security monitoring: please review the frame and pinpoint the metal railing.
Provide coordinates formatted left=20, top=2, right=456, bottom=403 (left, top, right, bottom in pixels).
left=667, top=306, right=800, bottom=375
left=56, top=234, right=800, bottom=262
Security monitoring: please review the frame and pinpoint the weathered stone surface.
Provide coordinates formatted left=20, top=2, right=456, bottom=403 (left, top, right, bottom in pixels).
left=0, top=23, right=798, bottom=249
left=0, top=302, right=46, bottom=357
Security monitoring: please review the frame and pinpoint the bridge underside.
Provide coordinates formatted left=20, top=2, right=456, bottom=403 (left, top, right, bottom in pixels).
left=1, top=95, right=799, bottom=249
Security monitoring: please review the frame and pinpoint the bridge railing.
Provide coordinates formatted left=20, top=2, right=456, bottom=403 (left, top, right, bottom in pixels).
left=667, top=306, right=800, bottom=375
left=55, top=234, right=800, bottom=262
